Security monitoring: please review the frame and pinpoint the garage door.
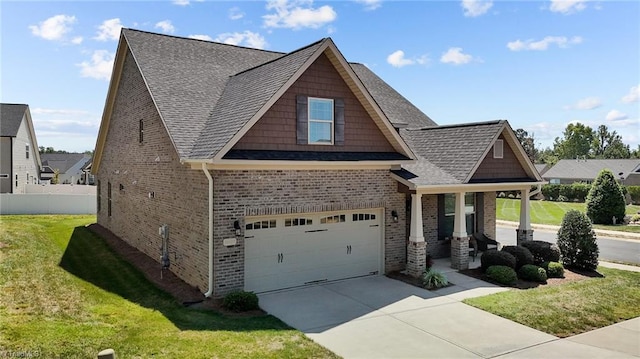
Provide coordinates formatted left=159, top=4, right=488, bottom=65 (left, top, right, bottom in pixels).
left=244, top=209, right=383, bottom=293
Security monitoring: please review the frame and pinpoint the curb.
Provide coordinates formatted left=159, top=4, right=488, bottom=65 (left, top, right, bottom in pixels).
left=496, top=220, right=640, bottom=241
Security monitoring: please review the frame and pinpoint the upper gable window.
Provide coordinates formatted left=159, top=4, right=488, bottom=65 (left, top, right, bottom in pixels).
left=308, top=98, right=334, bottom=145
left=139, top=119, right=144, bottom=143
left=25, top=144, right=29, bottom=159
left=493, top=139, right=504, bottom=159
left=296, top=95, right=344, bottom=146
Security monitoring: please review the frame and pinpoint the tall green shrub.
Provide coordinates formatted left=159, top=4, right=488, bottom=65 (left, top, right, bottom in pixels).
left=557, top=210, right=599, bottom=270
left=627, top=186, right=640, bottom=205
left=586, top=169, right=626, bottom=224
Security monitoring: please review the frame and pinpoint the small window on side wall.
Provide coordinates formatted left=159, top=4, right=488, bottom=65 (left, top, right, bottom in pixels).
left=139, top=119, right=144, bottom=143
left=26, top=144, right=29, bottom=159
left=493, top=139, right=503, bottom=159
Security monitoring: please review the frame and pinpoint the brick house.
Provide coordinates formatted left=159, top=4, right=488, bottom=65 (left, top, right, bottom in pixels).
left=93, top=29, right=543, bottom=297
left=0, top=103, right=42, bottom=193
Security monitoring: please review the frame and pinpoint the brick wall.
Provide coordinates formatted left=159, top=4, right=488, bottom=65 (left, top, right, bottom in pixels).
left=483, top=192, right=496, bottom=240
left=97, top=49, right=210, bottom=294
left=211, top=169, right=407, bottom=294
left=233, top=53, right=395, bottom=153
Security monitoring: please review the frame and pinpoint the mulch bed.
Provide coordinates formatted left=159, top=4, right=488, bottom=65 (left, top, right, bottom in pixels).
left=388, top=266, right=602, bottom=291
left=86, top=224, right=265, bottom=317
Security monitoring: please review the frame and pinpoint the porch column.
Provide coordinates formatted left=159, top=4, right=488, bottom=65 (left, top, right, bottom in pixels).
left=451, top=192, right=469, bottom=270
left=407, top=193, right=426, bottom=277
left=516, top=187, right=534, bottom=244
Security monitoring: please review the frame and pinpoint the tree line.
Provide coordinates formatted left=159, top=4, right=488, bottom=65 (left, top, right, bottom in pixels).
left=514, top=123, right=640, bottom=165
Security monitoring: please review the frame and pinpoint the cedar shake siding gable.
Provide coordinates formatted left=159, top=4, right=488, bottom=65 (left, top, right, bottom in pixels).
left=471, top=134, right=531, bottom=182
left=233, top=53, right=396, bottom=153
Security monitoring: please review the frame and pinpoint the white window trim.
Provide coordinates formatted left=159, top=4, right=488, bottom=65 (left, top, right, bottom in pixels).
left=308, top=97, right=334, bottom=145
left=494, top=139, right=504, bottom=159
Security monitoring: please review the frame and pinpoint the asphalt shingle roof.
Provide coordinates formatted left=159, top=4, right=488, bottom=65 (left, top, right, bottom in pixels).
left=543, top=159, right=640, bottom=181
left=122, top=29, right=437, bottom=160
left=41, top=153, right=90, bottom=173
left=190, top=39, right=326, bottom=158
left=0, top=103, right=28, bottom=137
left=397, top=121, right=506, bottom=185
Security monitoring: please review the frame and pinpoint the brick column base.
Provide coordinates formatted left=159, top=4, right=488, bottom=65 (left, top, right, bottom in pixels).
left=406, top=241, right=426, bottom=277
left=450, top=236, right=470, bottom=270
left=516, top=229, right=534, bottom=245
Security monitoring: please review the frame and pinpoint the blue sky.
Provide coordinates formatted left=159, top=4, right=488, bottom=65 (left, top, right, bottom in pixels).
left=2, top=0, right=639, bottom=153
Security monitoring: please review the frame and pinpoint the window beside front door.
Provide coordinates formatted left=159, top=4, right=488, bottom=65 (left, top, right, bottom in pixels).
left=440, top=193, right=475, bottom=239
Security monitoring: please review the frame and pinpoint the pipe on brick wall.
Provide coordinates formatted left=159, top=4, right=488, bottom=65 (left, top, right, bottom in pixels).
left=202, top=163, right=215, bottom=298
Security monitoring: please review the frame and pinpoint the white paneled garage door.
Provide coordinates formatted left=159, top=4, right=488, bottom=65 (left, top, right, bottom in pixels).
left=244, top=209, right=383, bottom=293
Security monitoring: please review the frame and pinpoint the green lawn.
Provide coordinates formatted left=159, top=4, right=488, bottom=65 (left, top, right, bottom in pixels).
left=0, top=215, right=337, bottom=359
left=497, top=198, right=640, bottom=233
left=463, top=267, right=640, bottom=337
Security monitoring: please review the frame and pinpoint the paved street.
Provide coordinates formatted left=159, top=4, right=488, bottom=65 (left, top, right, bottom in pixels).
left=497, top=226, right=640, bottom=265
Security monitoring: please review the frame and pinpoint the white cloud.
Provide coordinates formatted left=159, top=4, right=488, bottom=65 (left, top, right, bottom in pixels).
left=29, top=14, right=76, bottom=41
left=564, top=96, right=602, bottom=110
left=71, top=36, right=83, bottom=44
left=78, top=50, right=115, bottom=81
left=440, top=47, right=474, bottom=65
left=229, top=6, right=245, bottom=20
left=173, top=0, right=190, bottom=5
left=621, top=85, right=640, bottom=103
left=188, top=34, right=213, bottom=41
left=155, top=20, right=175, bottom=34
left=31, top=108, right=90, bottom=116
left=263, top=0, right=337, bottom=29
left=507, top=36, right=582, bottom=51
left=549, top=0, right=587, bottom=14
left=214, top=31, right=267, bottom=49
left=386, top=50, right=428, bottom=68
left=94, top=18, right=123, bottom=41
left=461, top=0, right=493, bottom=17
left=355, top=0, right=382, bottom=11
left=606, top=109, right=628, bottom=122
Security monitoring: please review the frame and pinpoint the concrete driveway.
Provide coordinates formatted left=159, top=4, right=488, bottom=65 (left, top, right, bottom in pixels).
left=259, top=273, right=638, bottom=358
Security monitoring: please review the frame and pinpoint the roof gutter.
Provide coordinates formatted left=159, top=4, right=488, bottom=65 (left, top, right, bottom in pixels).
left=202, top=163, right=215, bottom=298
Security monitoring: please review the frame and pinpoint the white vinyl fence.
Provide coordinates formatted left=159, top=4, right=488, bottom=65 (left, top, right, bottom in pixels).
left=0, top=193, right=96, bottom=215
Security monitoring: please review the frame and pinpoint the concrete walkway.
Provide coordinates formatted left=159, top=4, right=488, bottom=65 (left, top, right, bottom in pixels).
left=259, top=261, right=640, bottom=358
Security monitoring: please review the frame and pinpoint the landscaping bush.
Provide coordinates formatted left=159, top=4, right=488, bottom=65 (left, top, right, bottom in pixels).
left=586, top=169, right=626, bottom=225
left=632, top=214, right=640, bottom=224
left=628, top=186, right=640, bottom=205
left=541, top=261, right=565, bottom=278
left=501, top=245, right=534, bottom=270
left=520, top=240, right=561, bottom=265
left=557, top=210, right=599, bottom=271
left=518, top=264, right=548, bottom=283
left=571, top=182, right=591, bottom=202
left=486, top=265, right=518, bottom=285
left=542, top=184, right=560, bottom=201
left=422, top=269, right=448, bottom=289
left=222, top=290, right=259, bottom=312
left=480, top=249, right=516, bottom=271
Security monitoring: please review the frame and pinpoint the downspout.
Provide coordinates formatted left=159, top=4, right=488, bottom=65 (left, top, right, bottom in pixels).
left=202, top=163, right=215, bottom=298
left=530, top=184, right=542, bottom=198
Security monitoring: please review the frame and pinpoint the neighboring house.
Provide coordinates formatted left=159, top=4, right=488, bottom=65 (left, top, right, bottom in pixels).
left=93, top=29, right=543, bottom=297
left=40, top=153, right=92, bottom=184
left=0, top=103, right=41, bottom=193
left=535, top=163, right=550, bottom=176
left=543, top=159, right=640, bottom=185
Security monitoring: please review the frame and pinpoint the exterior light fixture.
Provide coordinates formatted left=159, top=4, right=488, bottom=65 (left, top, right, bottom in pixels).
left=391, top=210, right=399, bottom=223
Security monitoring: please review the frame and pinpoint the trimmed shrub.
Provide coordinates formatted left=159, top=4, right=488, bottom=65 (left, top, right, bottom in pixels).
left=422, top=269, right=448, bottom=289
left=627, top=186, right=640, bottom=205
left=501, top=245, right=534, bottom=270
left=631, top=214, right=640, bottom=224
left=480, top=249, right=516, bottom=271
left=222, top=290, right=259, bottom=312
left=518, top=264, right=548, bottom=282
left=571, top=182, right=591, bottom=202
left=541, top=261, right=565, bottom=278
left=557, top=210, right=599, bottom=271
left=520, top=240, right=561, bottom=265
left=486, top=265, right=518, bottom=285
left=586, top=169, right=626, bottom=225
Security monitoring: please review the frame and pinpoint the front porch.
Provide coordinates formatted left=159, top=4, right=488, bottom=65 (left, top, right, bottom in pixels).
left=404, top=186, right=538, bottom=277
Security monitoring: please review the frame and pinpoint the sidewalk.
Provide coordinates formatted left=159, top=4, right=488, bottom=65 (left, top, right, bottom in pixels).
left=497, top=220, right=640, bottom=241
